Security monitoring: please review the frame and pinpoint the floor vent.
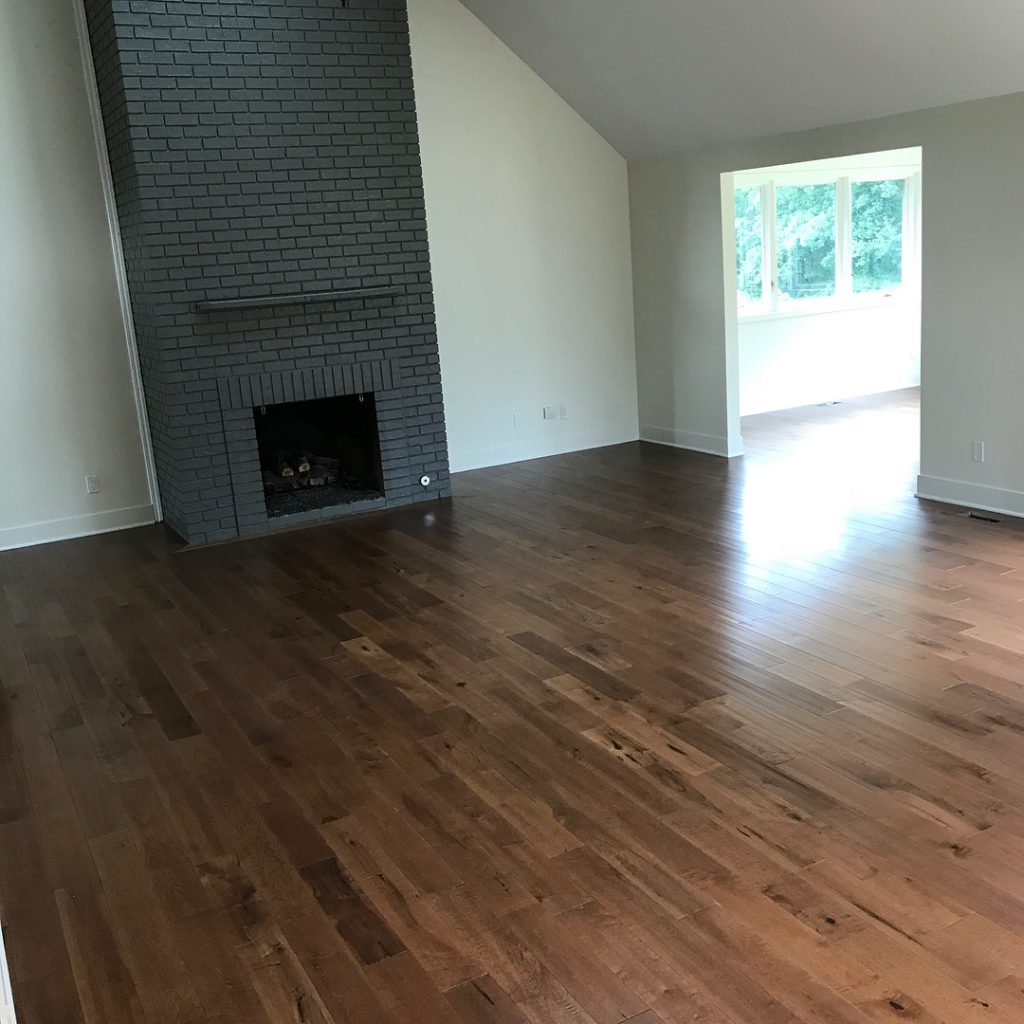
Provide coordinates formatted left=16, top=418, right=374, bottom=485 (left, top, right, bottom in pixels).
left=960, top=511, right=1002, bottom=524
left=0, top=925, right=15, bottom=1024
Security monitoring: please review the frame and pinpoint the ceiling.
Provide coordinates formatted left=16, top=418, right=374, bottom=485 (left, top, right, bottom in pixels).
left=457, top=0, right=1024, bottom=158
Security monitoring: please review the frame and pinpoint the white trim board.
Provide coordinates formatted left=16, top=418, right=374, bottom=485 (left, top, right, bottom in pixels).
left=0, top=923, right=16, bottom=1024
left=640, top=425, right=744, bottom=459
left=0, top=505, right=156, bottom=553
left=916, top=475, right=1024, bottom=520
left=450, top=425, right=639, bottom=474
left=72, top=0, right=162, bottom=521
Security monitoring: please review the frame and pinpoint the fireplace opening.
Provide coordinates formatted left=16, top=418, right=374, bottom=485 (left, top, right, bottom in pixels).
left=254, top=393, right=384, bottom=518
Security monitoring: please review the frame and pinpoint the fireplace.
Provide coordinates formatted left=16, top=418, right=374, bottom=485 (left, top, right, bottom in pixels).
left=255, top=394, right=384, bottom=519
left=82, top=0, right=452, bottom=544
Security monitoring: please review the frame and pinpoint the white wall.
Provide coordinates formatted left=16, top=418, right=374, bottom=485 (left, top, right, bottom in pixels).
left=630, top=93, right=1024, bottom=515
left=739, top=302, right=921, bottom=416
left=0, top=0, right=153, bottom=551
left=408, top=0, right=639, bottom=472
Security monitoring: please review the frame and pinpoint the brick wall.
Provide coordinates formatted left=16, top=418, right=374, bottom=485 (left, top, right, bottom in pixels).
left=82, top=0, right=450, bottom=542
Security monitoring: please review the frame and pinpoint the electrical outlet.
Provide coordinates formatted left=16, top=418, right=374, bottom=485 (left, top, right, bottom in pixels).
left=559, top=405, right=568, bottom=420
left=543, top=406, right=558, bottom=420
left=970, top=441, right=986, bottom=463
left=85, top=475, right=101, bottom=495
left=513, top=412, right=523, bottom=429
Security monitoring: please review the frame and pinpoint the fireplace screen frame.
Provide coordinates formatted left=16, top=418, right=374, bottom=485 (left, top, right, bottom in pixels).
left=217, top=360, right=414, bottom=536
left=254, top=392, right=385, bottom=519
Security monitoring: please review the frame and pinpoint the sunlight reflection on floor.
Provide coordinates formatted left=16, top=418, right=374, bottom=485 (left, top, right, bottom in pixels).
left=738, top=389, right=920, bottom=567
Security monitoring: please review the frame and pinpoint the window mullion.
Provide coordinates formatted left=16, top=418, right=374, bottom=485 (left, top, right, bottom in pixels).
left=765, top=180, right=777, bottom=312
left=837, top=176, right=852, bottom=299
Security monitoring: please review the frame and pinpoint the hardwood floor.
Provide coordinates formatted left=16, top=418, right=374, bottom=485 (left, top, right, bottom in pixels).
left=4, top=387, right=1024, bottom=1024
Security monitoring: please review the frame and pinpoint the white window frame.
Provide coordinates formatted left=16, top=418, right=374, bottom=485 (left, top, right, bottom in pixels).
left=735, top=164, right=921, bottom=322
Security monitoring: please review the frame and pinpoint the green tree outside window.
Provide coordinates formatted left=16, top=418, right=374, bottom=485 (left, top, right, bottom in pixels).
left=776, top=183, right=836, bottom=301
left=736, top=174, right=908, bottom=310
left=852, top=179, right=904, bottom=292
left=735, top=186, right=764, bottom=309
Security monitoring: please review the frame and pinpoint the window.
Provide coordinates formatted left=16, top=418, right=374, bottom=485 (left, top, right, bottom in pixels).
left=776, top=183, right=836, bottom=302
left=852, top=179, right=904, bottom=293
left=735, top=186, right=765, bottom=310
left=735, top=169, right=916, bottom=316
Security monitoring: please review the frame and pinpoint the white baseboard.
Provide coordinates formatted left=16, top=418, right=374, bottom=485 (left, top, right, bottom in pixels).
left=0, top=922, right=16, bottom=1024
left=450, top=424, right=640, bottom=473
left=0, top=504, right=156, bottom=553
left=640, top=424, right=741, bottom=458
left=916, top=475, right=1024, bottom=520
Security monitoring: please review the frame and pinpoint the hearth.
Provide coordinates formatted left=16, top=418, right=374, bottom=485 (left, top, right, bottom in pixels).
left=255, top=394, right=384, bottom=519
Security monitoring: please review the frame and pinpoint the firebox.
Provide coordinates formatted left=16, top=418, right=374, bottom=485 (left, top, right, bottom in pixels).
left=254, top=393, right=384, bottom=519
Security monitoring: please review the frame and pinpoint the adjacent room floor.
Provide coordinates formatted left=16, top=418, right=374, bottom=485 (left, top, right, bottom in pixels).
left=739, top=387, right=921, bottom=566
left=3, top=389, right=1024, bottom=1024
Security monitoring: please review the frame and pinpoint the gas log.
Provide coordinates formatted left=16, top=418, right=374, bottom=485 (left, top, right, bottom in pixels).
left=262, top=455, right=342, bottom=495
left=253, top=394, right=385, bottom=516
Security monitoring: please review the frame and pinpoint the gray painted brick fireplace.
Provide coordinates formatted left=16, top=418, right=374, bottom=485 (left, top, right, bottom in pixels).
left=83, top=0, right=450, bottom=543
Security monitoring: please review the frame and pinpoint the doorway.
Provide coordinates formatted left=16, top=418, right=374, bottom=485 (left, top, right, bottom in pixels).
left=723, top=148, right=923, bottom=537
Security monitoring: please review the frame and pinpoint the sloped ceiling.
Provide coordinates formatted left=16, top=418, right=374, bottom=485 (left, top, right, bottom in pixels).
left=457, top=0, right=1024, bottom=157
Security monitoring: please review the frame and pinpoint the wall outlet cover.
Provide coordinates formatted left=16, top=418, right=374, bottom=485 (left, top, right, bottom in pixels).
left=543, top=406, right=558, bottom=420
